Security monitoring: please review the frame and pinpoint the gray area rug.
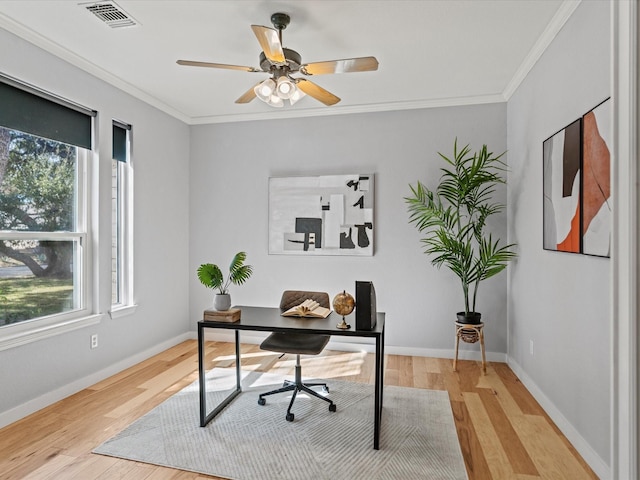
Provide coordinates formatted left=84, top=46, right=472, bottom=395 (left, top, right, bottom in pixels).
left=94, top=369, right=467, bottom=480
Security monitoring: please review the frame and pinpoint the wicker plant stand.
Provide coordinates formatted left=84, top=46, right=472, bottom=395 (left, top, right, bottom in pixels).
left=453, top=321, right=486, bottom=374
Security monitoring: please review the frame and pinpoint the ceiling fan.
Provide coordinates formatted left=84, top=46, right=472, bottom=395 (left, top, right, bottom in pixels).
left=176, top=12, right=379, bottom=107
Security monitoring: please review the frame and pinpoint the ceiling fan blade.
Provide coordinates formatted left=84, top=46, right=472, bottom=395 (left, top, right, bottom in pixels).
left=251, top=25, right=286, bottom=64
left=296, top=79, right=340, bottom=106
left=300, top=56, right=379, bottom=75
left=177, top=60, right=260, bottom=72
left=235, top=83, right=260, bottom=104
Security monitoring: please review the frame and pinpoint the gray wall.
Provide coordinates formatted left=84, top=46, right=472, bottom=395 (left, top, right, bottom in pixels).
left=506, top=0, right=610, bottom=473
left=189, top=104, right=508, bottom=356
left=0, top=28, right=191, bottom=424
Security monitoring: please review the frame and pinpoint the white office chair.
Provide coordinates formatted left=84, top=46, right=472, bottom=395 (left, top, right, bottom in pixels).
left=257, top=290, right=336, bottom=422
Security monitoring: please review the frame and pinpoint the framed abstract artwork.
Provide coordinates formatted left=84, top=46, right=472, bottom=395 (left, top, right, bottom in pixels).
left=269, top=174, right=374, bottom=256
left=581, top=99, right=611, bottom=257
left=543, top=118, right=582, bottom=253
left=542, top=98, right=611, bottom=257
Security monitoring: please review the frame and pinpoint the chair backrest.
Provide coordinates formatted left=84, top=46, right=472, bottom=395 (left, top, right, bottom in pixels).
left=280, top=290, right=330, bottom=311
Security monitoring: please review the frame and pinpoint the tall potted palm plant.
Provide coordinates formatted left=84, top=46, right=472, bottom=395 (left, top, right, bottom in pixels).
left=405, top=140, right=517, bottom=324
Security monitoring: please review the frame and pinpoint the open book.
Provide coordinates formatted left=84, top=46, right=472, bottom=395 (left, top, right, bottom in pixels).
left=281, top=299, right=331, bottom=318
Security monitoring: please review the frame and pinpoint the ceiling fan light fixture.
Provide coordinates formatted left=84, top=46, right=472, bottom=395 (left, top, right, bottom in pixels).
left=255, top=76, right=304, bottom=107
left=288, top=87, right=306, bottom=106
left=276, top=76, right=295, bottom=99
left=267, top=94, right=284, bottom=107
left=254, top=78, right=276, bottom=102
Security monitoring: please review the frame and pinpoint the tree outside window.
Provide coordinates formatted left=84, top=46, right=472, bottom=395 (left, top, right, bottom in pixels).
left=0, top=126, right=83, bottom=325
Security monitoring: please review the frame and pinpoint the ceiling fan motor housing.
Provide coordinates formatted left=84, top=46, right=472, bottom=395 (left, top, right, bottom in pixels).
left=259, top=48, right=302, bottom=74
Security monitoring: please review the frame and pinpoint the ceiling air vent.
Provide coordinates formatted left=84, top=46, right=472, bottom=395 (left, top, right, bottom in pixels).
left=82, top=1, right=139, bottom=28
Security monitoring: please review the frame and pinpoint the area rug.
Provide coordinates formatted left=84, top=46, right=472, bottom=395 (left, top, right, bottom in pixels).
left=94, top=368, right=467, bottom=480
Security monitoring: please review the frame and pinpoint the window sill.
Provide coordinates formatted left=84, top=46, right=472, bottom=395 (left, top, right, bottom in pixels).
left=0, top=313, right=104, bottom=352
left=109, top=304, right=138, bottom=320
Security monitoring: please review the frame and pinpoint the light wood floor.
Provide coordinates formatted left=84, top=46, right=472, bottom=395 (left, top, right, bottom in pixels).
left=0, top=340, right=599, bottom=479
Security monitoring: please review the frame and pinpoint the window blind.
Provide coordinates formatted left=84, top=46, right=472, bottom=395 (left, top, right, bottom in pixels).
left=0, top=75, right=95, bottom=149
left=112, top=122, right=130, bottom=162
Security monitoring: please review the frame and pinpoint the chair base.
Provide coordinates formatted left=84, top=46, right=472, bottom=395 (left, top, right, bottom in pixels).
left=258, top=356, right=336, bottom=421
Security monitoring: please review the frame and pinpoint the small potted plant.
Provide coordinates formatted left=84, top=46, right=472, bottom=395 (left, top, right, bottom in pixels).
left=197, top=251, right=254, bottom=311
left=405, top=140, right=517, bottom=324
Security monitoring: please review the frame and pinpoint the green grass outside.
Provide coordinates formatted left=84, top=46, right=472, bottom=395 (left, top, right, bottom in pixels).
left=0, top=277, right=74, bottom=326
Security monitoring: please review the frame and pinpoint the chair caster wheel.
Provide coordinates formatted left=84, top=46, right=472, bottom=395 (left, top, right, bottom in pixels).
left=329, top=404, right=337, bottom=412
left=258, top=398, right=266, bottom=406
left=286, top=412, right=294, bottom=422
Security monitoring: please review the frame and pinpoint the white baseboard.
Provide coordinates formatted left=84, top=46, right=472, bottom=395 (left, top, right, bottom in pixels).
left=507, top=357, right=611, bottom=480
left=197, top=330, right=507, bottom=363
left=0, top=332, right=192, bottom=430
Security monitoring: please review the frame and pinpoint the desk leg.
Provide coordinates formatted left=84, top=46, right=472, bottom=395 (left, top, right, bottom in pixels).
left=198, top=326, right=242, bottom=427
left=198, top=323, right=206, bottom=426
left=374, top=333, right=383, bottom=450
left=381, top=327, right=385, bottom=411
left=235, top=330, right=242, bottom=387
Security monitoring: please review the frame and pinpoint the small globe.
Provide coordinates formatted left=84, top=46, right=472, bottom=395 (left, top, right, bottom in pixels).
left=333, top=291, right=355, bottom=316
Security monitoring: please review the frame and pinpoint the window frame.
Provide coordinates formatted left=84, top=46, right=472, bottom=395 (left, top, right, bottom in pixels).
left=110, top=121, right=135, bottom=319
left=0, top=147, right=102, bottom=351
left=0, top=75, right=102, bottom=351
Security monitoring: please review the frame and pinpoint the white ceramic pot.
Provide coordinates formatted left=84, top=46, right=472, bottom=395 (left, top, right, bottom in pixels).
left=214, top=294, right=231, bottom=311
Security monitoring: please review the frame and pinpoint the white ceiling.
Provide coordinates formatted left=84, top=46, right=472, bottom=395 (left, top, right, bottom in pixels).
left=0, top=0, right=576, bottom=124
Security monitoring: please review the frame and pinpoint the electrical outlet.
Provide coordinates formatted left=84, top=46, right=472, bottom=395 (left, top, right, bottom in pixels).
left=91, top=334, right=98, bottom=349
left=529, top=340, right=534, bottom=356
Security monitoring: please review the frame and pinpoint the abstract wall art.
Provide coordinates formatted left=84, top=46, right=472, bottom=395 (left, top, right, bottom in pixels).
left=581, top=99, right=612, bottom=257
left=543, top=118, right=582, bottom=253
left=269, top=174, right=374, bottom=256
left=542, top=98, right=611, bottom=257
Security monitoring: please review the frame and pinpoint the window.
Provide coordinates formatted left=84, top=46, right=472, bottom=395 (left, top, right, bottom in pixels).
left=0, top=75, right=99, bottom=348
left=110, top=121, right=134, bottom=316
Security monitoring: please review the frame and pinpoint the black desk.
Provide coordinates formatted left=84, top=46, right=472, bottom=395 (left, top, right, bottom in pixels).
left=198, top=305, right=386, bottom=449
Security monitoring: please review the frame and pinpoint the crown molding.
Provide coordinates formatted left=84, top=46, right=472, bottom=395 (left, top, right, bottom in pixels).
left=502, top=0, right=582, bottom=100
